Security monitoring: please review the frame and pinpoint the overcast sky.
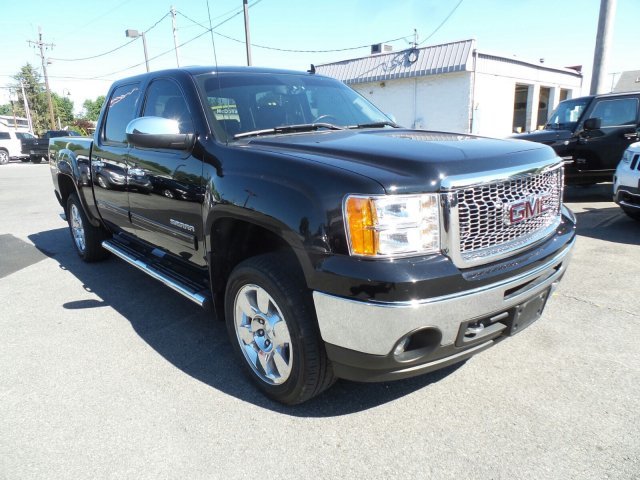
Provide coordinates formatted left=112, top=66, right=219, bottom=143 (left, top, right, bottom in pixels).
left=1, top=0, right=637, bottom=113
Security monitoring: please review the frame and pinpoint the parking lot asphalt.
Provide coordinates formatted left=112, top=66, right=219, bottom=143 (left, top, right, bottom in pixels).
left=1, top=161, right=639, bottom=480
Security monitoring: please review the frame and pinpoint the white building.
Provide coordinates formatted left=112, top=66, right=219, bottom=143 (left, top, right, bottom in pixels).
left=316, top=39, right=583, bottom=138
left=613, top=70, right=640, bottom=93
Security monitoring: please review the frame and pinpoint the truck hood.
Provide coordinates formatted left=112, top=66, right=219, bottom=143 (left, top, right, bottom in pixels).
left=511, top=129, right=573, bottom=145
left=245, top=129, right=558, bottom=193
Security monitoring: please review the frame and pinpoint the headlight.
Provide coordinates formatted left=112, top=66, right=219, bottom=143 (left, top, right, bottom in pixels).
left=621, top=149, right=633, bottom=164
left=344, top=194, right=440, bottom=257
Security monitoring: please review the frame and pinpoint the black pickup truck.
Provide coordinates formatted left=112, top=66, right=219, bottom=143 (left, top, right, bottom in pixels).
left=50, top=67, right=576, bottom=404
left=23, top=130, right=80, bottom=163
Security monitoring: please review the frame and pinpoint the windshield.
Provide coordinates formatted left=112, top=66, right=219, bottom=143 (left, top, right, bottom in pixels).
left=545, top=97, right=591, bottom=130
left=196, top=72, right=392, bottom=141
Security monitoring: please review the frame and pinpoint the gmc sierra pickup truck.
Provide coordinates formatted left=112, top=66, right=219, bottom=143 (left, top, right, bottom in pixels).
left=50, top=67, right=576, bottom=404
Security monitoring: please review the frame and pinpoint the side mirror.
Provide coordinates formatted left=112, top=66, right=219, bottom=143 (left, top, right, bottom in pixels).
left=583, top=117, right=602, bottom=131
left=126, top=116, right=195, bottom=150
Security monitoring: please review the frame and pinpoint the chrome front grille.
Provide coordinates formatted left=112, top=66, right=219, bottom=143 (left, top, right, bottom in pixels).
left=443, top=161, right=564, bottom=268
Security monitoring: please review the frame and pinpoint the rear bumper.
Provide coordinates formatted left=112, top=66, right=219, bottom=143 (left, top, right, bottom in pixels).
left=313, top=236, right=574, bottom=382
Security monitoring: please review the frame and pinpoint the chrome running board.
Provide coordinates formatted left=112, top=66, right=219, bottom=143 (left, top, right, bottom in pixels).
left=102, top=239, right=211, bottom=308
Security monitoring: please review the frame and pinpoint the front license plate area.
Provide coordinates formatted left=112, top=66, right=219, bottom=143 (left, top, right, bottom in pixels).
left=507, top=288, right=550, bottom=336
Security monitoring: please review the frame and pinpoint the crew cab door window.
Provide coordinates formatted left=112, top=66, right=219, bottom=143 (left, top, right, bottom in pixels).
left=103, top=84, right=141, bottom=144
left=589, top=98, right=639, bottom=127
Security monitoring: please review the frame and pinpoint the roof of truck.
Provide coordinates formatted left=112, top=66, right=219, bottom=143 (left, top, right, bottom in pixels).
left=114, top=66, right=319, bottom=84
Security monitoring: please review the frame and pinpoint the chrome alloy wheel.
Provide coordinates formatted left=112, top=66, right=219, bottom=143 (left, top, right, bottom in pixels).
left=69, top=203, right=86, bottom=253
left=233, top=284, right=293, bottom=385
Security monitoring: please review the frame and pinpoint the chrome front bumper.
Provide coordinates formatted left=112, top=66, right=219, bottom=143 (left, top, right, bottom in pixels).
left=313, top=238, right=574, bottom=356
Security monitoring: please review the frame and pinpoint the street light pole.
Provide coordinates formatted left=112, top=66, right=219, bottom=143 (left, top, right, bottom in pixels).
left=125, top=29, right=150, bottom=72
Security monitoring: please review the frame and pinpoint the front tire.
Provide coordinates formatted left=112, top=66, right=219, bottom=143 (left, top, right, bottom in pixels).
left=225, top=254, right=334, bottom=405
left=66, top=193, right=110, bottom=262
left=0, top=149, right=8, bottom=165
left=30, top=155, right=43, bottom=164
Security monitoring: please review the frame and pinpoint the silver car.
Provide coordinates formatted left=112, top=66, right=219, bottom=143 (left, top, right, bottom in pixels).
left=613, top=142, right=640, bottom=221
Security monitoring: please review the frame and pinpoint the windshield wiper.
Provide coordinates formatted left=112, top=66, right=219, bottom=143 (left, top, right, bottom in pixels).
left=234, top=122, right=345, bottom=139
left=347, top=121, right=400, bottom=129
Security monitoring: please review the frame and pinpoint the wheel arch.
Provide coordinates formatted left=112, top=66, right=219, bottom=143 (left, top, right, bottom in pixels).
left=207, top=215, right=312, bottom=318
left=55, top=147, right=101, bottom=228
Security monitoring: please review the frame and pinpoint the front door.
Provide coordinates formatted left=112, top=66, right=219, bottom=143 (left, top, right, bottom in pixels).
left=127, top=78, right=206, bottom=267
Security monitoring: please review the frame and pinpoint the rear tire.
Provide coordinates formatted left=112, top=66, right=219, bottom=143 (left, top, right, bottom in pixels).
left=225, top=253, right=335, bottom=405
left=66, top=193, right=110, bottom=262
left=0, top=149, right=8, bottom=165
left=30, top=156, right=43, bottom=164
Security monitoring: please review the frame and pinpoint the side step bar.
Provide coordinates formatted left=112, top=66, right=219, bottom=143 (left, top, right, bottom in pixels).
left=102, top=239, right=211, bottom=308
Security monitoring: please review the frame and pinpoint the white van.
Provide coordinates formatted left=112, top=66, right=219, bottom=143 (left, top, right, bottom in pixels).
left=0, top=130, right=34, bottom=164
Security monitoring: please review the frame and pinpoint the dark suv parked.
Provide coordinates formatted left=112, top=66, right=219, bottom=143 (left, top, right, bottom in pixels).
left=513, top=91, right=640, bottom=184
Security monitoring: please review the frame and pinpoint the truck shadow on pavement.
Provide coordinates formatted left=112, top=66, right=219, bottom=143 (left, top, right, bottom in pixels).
left=573, top=207, right=640, bottom=245
left=29, top=227, right=462, bottom=417
left=563, top=183, right=613, bottom=203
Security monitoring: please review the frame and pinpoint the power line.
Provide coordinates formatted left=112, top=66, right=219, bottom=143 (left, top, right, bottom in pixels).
left=418, top=0, right=465, bottom=45
left=87, top=6, right=249, bottom=80
left=54, top=0, right=135, bottom=43
left=178, top=9, right=410, bottom=54
left=89, top=23, right=216, bottom=79
left=216, top=30, right=411, bottom=53
left=49, top=12, right=170, bottom=62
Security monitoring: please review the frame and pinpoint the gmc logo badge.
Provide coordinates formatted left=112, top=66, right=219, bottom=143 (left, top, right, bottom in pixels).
left=505, top=194, right=551, bottom=225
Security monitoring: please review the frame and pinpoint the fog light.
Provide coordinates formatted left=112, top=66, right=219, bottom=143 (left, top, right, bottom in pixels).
left=393, top=337, right=411, bottom=356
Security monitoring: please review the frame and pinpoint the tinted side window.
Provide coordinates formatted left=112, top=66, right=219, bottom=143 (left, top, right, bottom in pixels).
left=104, top=83, right=141, bottom=144
left=0, top=132, right=10, bottom=140
left=590, top=98, right=639, bottom=127
left=142, top=79, right=193, bottom=134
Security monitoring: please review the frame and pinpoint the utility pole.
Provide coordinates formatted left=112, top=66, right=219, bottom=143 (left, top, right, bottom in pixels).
left=590, top=0, right=617, bottom=95
left=243, top=0, right=252, bottom=66
left=171, top=6, right=180, bottom=67
left=20, top=81, right=34, bottom=134
left=28, top=27, right=56, bottom=130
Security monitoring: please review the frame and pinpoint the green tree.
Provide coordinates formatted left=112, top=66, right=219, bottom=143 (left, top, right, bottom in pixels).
left=82, top=95, right=105, bottom=121
left=11, top=63, right=50, bottom=134
left=0, top=104, right=13, bottom=116
left=52, top=93, right=74, bottom=127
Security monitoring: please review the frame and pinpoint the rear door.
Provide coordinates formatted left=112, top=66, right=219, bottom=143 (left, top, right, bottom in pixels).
left=127, top=77, right=206, bottom=267
left=91, top=82, right=141, bottom=235
left=575, top=95, right=640, bottom=172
